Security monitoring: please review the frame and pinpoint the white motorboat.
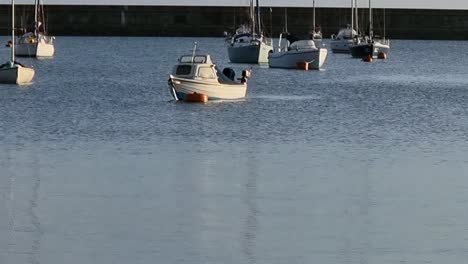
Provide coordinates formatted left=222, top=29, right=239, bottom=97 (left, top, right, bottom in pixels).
left=15, top=0, right=55, bottom=57
left=0, top=0, right=35, bottom=85
left=269, top=38, right=328, bottom=70
left=168, top=45, right=250, bottom=101
left=226, top=0, right=272, bottom=63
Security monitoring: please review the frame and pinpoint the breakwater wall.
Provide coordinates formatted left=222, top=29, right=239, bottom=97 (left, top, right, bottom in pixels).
left=1, top=5, right=467, bottom=39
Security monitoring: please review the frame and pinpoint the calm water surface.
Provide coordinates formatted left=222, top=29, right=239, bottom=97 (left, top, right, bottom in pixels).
left=0, top=37, right=468, bottom=264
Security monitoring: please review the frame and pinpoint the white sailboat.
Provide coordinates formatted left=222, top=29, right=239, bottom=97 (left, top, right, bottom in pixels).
left=15, top=0, right=55, bottom=57
left=330, top=0, right=358, bottom=53
left=268, top=8, right=328, bottom=70
left=0, top=0, right=35, bottom=84
left=226, top=0, right=273, bottom=64
left=349, top=0, right=390, bottom=58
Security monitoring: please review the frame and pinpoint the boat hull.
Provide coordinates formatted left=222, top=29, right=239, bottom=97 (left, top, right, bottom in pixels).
left=227, top=42, right=272, bottom=64
left=350, top=42, right=390, bottom=58
left=15, top=41, right=55, bottom=57
left=169, top=75, right=247, bottom=101
left=268, top=48, right=328, bottom=70
left=0, top=65, right=35, bottom=84
left=330, top=39, right=354, bottom=53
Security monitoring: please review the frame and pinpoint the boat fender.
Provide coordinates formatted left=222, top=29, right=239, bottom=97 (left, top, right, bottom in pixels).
left=362, top=55, right=373, bottom=62
left=378, top=52, right=387, bottom=60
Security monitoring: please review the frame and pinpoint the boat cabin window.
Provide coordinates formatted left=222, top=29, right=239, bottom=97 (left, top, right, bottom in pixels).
left=179, top=55, right=207, bottom=64
left=197, top=66, right=216, bottom=79
left=176, top=65, right=192, bottom=75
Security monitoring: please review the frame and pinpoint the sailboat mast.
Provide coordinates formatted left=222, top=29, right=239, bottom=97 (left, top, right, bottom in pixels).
left=11, top=0, right=15, bottom=62
left=256, top=0, right=261, bottom=35
left=369, top=0, right=373, bottom=39
left=284, top=8, right=288, bottom=32
left=250, top=0, right=256, bottom=35
left=34, top=0, right=38, bottom=35
left=350, top=0, right=354, bottom=31
left=355, top=0, right=359, bottom=34
left=383, top=8, right=386, bottom=39
left=312, top=0, right=316, bottom=31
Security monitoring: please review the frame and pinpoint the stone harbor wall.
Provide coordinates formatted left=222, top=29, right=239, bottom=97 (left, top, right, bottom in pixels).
left=0, top=5, right=467, bottom=39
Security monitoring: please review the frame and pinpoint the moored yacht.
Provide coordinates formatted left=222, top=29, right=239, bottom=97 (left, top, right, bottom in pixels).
left=331, top=0, right=358, bottom=53
left=226, top=0, right=272, bottom=63
left=269, top=35, right=327, bottom=70
left=15, top=0, right=55, bottom=57
left=1, top=0, right=35, bottom=84
left=349, top=0, right=390, bottom=58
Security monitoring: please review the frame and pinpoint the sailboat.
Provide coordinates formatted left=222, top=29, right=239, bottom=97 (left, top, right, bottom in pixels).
left=349, top=0, right=390, bottom=58
left=226, top=0, right=273, bottom=63
left=268, top=8, right=328, bottom=70
left=310, top=0, right=323, bottom=45
left=330, top=0, right=358, bottom=53
left=0, top=0, right=35, bottom=84
left=15, top=0, right=55, bottom=57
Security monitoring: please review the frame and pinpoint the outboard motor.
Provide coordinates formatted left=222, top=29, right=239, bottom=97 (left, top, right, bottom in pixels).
left=240, top=70, right=251, bottom=84
left=222, top=67, right=236, bottom=81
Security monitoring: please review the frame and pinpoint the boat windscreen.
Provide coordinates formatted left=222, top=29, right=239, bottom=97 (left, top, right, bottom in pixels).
left=179, top=55, right=207, bottom=63
left=176, top=65, right=192, bottom=75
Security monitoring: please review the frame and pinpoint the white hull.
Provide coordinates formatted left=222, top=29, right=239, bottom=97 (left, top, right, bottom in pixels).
left=268, top=48, right=328, bottom=70
left=170, top=75, right=247, bottom=100
left=15, top=41, right=54, bottom=57
left=331, top=39, right=354, bottom=53
left=227, top=41, right=273, bottom=63
left=0, top=65, right=35, bottom=84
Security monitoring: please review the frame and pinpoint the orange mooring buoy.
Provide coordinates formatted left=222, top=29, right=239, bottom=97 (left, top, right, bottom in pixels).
left=362, top=55, right=373, bottom=62
left=378, top=52, right=387, bottom=59
left=185, top=93, right=208, bottom=103
left=296, top=62, right=309, bottom=70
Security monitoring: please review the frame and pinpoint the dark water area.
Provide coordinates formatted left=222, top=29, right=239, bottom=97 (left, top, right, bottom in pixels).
left=1, top=37, right=468, bottom=264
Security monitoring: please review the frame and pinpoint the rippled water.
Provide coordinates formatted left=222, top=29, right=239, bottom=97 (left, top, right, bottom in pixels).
left=1, top=37, right=468, bottom=264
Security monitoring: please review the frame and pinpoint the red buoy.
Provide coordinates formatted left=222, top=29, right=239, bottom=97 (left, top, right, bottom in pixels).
left=185, top=93, right=208, bottom=103
left=296, top=62, right=309, bottom=70
left=362, top=55, right=373, bottom=62
left=378, top=52, right=387, bottom=59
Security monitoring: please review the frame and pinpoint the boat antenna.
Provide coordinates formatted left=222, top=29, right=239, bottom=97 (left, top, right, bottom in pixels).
left=191, top=42, right=197, bottom=63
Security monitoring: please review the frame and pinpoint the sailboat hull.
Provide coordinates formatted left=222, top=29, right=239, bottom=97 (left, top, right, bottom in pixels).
left=268, top=48, right=328, bottom=70
left=15, top=41, right=55, bottom=57
left=0, top=65, right=35, bottom=84
left=227, top=42, right=272, bottom=64
left=331, top=39, right=354, bottom=53
left=350, top=42, right=390, bottom=58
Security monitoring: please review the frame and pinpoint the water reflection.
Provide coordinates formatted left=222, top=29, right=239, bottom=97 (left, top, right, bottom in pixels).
left=243, top=149, right=259, bottom=264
